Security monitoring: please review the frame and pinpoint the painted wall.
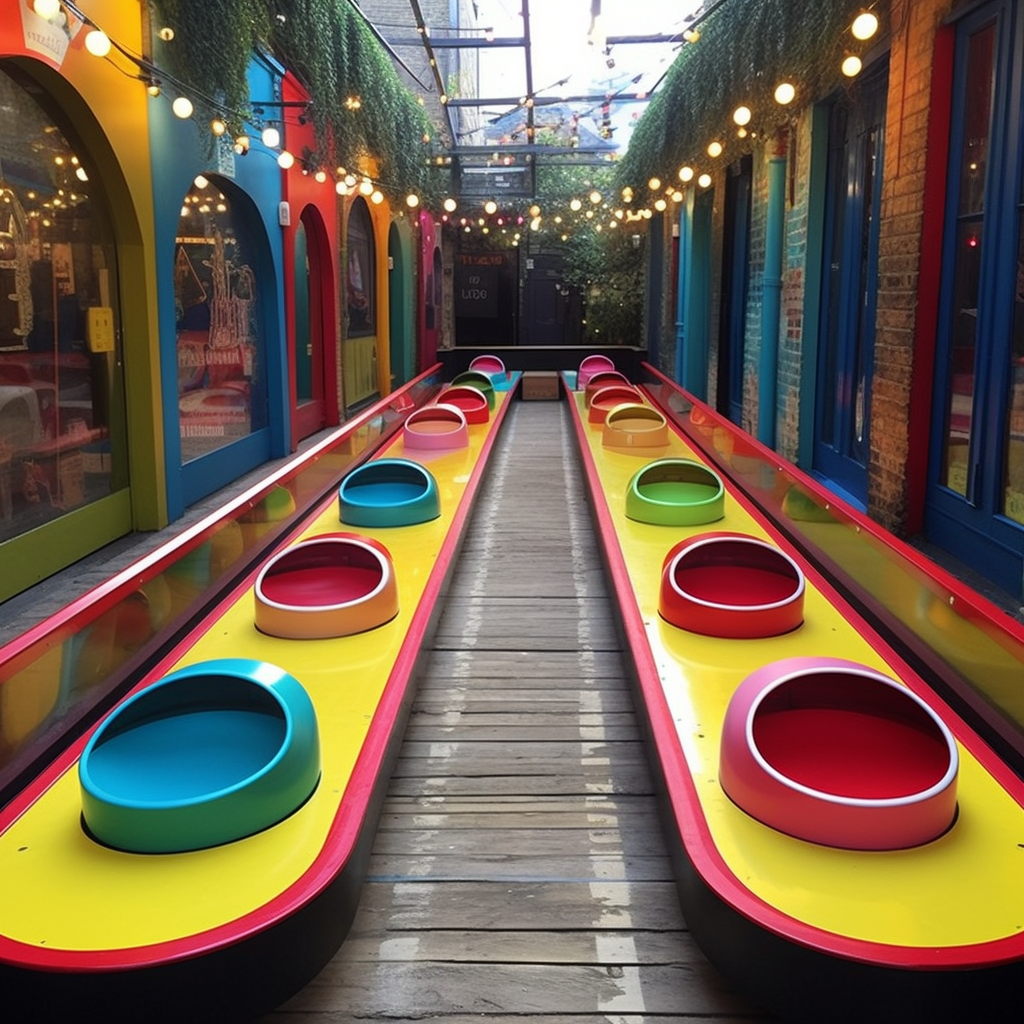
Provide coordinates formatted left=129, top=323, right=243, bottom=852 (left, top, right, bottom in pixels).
left=148, top=46, right=289, bottom=517
left=0, top=0, right=163, bottom=599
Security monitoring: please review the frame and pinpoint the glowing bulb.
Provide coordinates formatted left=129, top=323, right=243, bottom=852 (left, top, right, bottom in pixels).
left=698, top=173, right=712, bottom=188
left=683, top=28, right=700, bottom=43
left=359, top=178, right=374, bottom=196
left=484, top=200, right=498, bottom=214
left=84, top=30, right=111, bottom=57
left=158, top=26, right=175, bottom=41
left=774, top=82, right=796, bottom=105
left=277, top=151, right=295, bottom=169
left=678, top=165, right=694, bottom=182
left=443, top=198, right=457, bottom=212
left=842, top=54, right=863, bottom=77
left=732, top=105, right=752, bottom=126
left=654, top=199, right=667, bottom=212
left=33, top=0, right=61, bottom=19
left=335, top=181, right=349, bottom=196
left=406, top=194, right=420, bottom=208
left=261, top=126, right=280, bottom=148
left=370, top=190, right=384, bottom=204
left=570, top=198, right=582, bottom=211
left=314, top=170, right=327, bottom=183
left=852, top=11, right=879, bottom=40
left=647, top=177, right=661, bottom=191
left=194, top=175, right=208, bottom=189
left=233, top=135, right=250, bottom=155
left=172, top=96, right=194, bottom=119
left=589, top=190, right=602, bottom=204
left=210, top=118, right=227, bottom=136
left=707, top=141, right=723, bottom=158
left=146, top=82, right=161, bottom=97
left=671, top=190, right=683, bottom=202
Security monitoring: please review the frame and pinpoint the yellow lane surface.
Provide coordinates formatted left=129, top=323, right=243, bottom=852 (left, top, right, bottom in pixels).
left=574, top=391, right=1024, bottom=950
left=0, top=395, right=507, bottom=952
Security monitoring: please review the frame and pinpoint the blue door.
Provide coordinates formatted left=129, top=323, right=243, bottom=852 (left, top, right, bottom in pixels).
left=813, top=63, right=887, bottom=507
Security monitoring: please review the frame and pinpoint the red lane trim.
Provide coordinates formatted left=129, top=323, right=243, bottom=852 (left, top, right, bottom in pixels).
left=0, top=385, right=516, bottom=972
left=566, top=388, right=1024, bottom=971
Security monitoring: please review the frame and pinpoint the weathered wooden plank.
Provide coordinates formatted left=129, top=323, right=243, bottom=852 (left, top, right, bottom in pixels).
left=386, top=773, right=656, bottom=797
left=412, top=689, right=637, bottom=711
left=368, top=826, right=668, bottom=857
left=328, top=927, right=692, bottom=964
left=366, top=853, right=675, bottom=882
left=422, top=648, right=631, bottom=679
left=392, top=739, right=651, bottom=763
left=379, top=794, right=662, bottom=815
left=265, top=961, right=765, bottom=1018
left=377, top=807, right=662, bottom=829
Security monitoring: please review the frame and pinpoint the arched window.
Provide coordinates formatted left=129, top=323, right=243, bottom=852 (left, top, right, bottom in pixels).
left=174, top=174, right=267, bottom=462
left=0, top=62, right=124, bottom=542
left=346, top=198, right=375, bottom=337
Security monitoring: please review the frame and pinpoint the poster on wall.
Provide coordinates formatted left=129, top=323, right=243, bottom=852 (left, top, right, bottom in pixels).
left=13, top=0, right=84, bottom=69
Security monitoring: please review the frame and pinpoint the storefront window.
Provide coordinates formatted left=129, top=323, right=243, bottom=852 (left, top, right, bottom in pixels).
left=175, top=175, right=267, bottom=462
left=346, top=198, right=375, bottom=337
left=0, top=64, right=123, bottom=543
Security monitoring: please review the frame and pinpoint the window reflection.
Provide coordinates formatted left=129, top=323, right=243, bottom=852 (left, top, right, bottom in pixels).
left=175, top=175, right=266, bottom=462
left=0, top=64, right=122, bottom=543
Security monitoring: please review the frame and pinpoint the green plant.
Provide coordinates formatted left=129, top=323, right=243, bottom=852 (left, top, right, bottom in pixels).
left=151, top=0, right=445, bottom=202
left=615, top=0, right=891, bottom=189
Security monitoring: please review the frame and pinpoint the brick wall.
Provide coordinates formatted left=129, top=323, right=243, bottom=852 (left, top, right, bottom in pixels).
left=870, top=0, right=952, bottom=532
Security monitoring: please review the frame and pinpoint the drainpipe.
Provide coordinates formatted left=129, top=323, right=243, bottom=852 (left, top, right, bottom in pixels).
left=675, top=188, right=693, bottom=384
left=759, top=130, right=787, bottom=448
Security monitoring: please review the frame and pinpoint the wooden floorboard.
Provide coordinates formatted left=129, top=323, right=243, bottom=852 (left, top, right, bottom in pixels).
left=257, top=399, right=776, bottom=1023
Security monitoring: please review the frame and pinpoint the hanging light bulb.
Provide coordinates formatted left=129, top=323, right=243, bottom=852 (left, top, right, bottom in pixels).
left=84, top=29, right=111, bottom=57
left=157, top=26, right=175, bottom=42
left=261, top=126, right=281, bottom=149
left=707, top=141, right=723, bottom=158
left=774, top=82, right=796, bottom=105
left=590, top=189, right=603, bottom=204
left=842, top=54, right=863, bottom=77
left=277, top=151, right=295, bottom=169
left=852, top=11, right=879, bottom=40
left=406, top=193, right=420, bottom=208
left=233, top=135, right=250, bottom=155
left=647, top=177, right=661, bottom=191
left=146, top=80, right=162, bottom=97
left=443, top=197, right=457, bottom=212
left=210, top=118, right=227, bottom=136
left=484, top=199, right=498, bottom=214
left=314, top=170, right=327, bottom=184
left=698, top=173, right=712, bottom=188
left=732, top=106, right=752, bottom=127
left=678, top=165, right=694, bottom=182
left=359, top=178, right=374, bottom=196
left=172, top=96, right=194, bottom=119
left=33, top=0, right=61, bottom=19
left=370, top=190, right=384, bottom=204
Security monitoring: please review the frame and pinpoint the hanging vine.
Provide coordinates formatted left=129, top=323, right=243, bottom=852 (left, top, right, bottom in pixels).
left=615, top=0, right=893, bottom=189
left=151, top=0, right=445, bottom=202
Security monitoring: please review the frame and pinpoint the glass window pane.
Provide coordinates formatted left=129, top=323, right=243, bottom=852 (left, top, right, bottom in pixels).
left=1002, top=211, right=1024, bottom=522
left=0, top=64, right=123, bottom=542
left=175, top=176, right=266, bottom=462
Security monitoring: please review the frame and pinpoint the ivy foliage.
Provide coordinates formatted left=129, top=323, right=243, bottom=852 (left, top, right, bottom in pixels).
left=535, top=165, right=644, bottom=346
left=615, top=0, right=891, bottom=189
left=151, top=0, right=445, bottom=201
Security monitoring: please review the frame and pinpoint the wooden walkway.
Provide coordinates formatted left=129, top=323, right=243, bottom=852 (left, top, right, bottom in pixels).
left=258, top=399, right=775, bottom=1023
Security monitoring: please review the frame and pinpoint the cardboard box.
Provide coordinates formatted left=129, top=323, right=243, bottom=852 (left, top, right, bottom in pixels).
left=521, top=371, right=560, bottom=401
